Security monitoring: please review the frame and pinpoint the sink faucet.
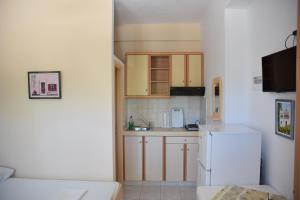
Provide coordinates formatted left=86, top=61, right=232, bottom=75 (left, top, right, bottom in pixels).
left=139, top=118, right=152, bottom=129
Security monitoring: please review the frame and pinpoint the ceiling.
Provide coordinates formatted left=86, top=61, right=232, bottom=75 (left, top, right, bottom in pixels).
left=114, top=0, right=209, bottom=25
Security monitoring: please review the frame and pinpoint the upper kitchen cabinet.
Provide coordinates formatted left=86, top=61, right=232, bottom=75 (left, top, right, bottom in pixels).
left=171, top=55, right=185, bottom=87
left=126, top=55, right=149, bottom=96
left=187, top=54, right=204, bottom=87
left=125, top=52, right=204, bottom=98
left=171, top=53, right=204, bottom=87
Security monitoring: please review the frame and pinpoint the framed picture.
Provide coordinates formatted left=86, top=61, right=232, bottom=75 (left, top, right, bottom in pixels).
left=28, top=71, right=61, bottom=99
left=275, top=99, right=295, bottom=140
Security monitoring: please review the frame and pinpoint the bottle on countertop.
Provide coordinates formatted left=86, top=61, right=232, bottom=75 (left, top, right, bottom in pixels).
left=163, top=111, right=169, bottom=128
left=128, top=116, right=135, bottom=130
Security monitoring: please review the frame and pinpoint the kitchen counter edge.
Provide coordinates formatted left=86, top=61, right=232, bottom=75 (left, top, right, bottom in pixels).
left=123, top=128, right=201, bottom=137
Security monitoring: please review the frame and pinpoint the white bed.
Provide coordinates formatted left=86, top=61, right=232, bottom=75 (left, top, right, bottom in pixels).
left=0, top=178, right=121, bottom=200
left=197, top=185, right=281, bottom=200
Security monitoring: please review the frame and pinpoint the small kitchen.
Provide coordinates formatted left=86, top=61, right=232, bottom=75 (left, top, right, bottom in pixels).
left=121, top=52, right=261, bottom=187
left=123, top=52, right=205, bottom=183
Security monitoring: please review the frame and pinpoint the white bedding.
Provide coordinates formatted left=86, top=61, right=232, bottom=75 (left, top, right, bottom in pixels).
left=0, top=178, right=119, bottom=200
left=197, top=185, right=280, bottom=200
left=0, top=167, right=15, bottom=182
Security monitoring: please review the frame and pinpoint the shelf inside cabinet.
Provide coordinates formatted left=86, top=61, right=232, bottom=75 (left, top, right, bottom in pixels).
left=151, top=82, right=169, bottom=96
left=151, top=68, right=169, bottom=70
left=150, top=55, right=170, bottom=96
left=151, top=56, right=170, bottom=69
left=151, top=80, right=169, bottom=83
left=151, top=70, right=169, bottom=82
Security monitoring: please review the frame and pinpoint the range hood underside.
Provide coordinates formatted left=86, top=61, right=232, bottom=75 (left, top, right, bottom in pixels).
left=170, top=87, right=205, bottom=96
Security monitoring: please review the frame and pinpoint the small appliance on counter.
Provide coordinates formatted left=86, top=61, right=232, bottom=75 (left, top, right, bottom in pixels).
left=185, top=124, right=199, bottom=131
left=170, top=107, right=184, bottom=128
left=162, top=111, right=169, bottom=128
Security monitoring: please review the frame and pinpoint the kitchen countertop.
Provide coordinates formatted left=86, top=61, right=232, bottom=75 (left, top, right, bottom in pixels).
left=123, top=127, right=201, bottom=137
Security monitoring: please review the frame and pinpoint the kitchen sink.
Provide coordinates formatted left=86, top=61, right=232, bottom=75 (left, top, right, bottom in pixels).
left=133, top=127, right=151, bottom=131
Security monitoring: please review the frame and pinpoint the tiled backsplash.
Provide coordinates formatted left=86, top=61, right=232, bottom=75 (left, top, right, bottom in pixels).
left=125, top=97, right=206, bottom=128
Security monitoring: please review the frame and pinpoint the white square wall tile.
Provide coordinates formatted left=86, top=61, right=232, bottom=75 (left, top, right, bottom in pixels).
left=125, top=96, right=205, bottom=128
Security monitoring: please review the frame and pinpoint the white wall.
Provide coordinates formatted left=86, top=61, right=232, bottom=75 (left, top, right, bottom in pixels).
left=246, top=1, right=297, bottom=198
left=203, top=0, right=297, bottom=198
left=201, top=0, right=227, bottom=121
left=0, top=0, right=115, bottom=181
left=224, top=9, right=250, bottom=123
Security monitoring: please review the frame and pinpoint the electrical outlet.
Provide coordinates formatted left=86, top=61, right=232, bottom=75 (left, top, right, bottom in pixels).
left=253, top=76, right=262, bottom=84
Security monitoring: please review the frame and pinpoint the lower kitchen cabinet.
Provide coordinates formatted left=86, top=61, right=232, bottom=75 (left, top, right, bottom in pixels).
left=145, top=137, right=163, bottom=181
left=186, top=143, right=199, bottom=181
left=124, top=135, right=199, bottom=182
left=124, top=136, right=143, bottom=181
left=166, top=143, right=184, bottom=181
left=124, top=136, right=163, bottom=181
left=166, top=137, right=199, bottom=182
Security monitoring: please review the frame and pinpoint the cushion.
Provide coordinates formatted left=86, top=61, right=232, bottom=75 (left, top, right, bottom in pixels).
left=212, top=185, right=287, bottom=200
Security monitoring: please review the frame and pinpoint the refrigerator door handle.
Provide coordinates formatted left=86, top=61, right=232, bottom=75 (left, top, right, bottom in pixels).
left=199, top=161, right=211, bottom=172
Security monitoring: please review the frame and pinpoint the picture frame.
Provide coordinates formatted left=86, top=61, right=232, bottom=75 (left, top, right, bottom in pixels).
left=275, top=99, right=295, bottom=140
left=28, top=71, right=62, bottom=99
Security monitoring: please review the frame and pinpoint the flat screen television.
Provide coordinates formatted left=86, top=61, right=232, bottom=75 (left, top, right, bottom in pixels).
left=262, top=46, right=296, bottom=92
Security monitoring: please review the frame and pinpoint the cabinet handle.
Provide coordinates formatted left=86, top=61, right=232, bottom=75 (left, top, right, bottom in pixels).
left=187, top=148, right=190, bottom=151
left=145, top=141, right=148, bottom=144
left=139, top=141, right=142, bottom=144
left=184, top=139, right=187, bottom=142
left=189, top=80, right=192, bottom=83
left=145, top=89, right=148, bottom=91
left=182, top=80, right=185, bottom=83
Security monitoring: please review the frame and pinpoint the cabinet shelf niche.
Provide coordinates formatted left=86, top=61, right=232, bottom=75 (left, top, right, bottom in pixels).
left=151, top=70, right=169, bottom=82
left=151, top=68, right=169, bottom=70
left=151, top=82, right=169, bottom=96
left=150, top=56, right=170, bottom=96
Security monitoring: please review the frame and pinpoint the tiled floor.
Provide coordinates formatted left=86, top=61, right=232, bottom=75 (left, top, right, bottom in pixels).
left=123, top=182, right=197, bottom=200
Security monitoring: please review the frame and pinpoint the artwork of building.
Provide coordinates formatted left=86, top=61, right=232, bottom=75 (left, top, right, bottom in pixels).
left=280, top=109, right=290, bottom=127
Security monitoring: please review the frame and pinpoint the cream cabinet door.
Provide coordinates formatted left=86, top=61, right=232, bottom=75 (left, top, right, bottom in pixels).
left=124, top=136, right=143, bottom=181
left=145, top=137, right=163, bottom=181
left=166, top=143, right=184, bottom=181
left=188, top=55, right=203, bottom=87
left=126, top=55, right=149, bottom=96
left=186, top=144, right=199, bottom=181
left=171, top=55, right=185, bottom=87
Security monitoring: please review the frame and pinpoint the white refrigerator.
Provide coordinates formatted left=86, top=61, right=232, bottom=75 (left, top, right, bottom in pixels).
left=197, top=124, right=262, bottom=186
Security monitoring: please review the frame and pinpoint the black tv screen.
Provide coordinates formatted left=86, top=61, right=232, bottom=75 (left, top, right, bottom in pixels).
left=262, top=46, right=296, bottom=92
